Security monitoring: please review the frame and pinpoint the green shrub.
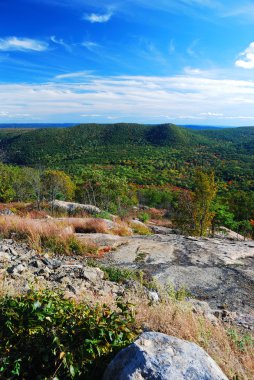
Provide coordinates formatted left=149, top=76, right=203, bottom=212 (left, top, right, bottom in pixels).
left=165, top=283, right=191, bottom=301
left=95, top=211, right=113, bottom=220
left=87, top=261, right=138, bottom=284
left=228, top=329, right=254, bottom=352
left=41, top=235, right=98, bottom=256
left=0, top=290, right=139, bottom=379
left=130, top=222, right=151, bottom=235
left=101, top=266, right=137, bottom=283
left=138, top=212, right=150, bottom=223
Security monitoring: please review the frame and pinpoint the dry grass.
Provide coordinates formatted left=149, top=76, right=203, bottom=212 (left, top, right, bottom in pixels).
left=150, top=218, right=173, bottom=228
left=0, top=215, right=98, bottom=255
left=148, top=208, right=167, bottom=219
left=111, top=221, right=132, bottom=236
left=135, top=299, right=254, bottom=380
left=59, top=217, right=109, bottom=234
left=68, top=287, right=254, bottom=379
left=0, top=215, right=71, bottom=240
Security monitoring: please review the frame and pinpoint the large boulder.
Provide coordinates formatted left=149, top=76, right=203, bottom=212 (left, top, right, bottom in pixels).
left=51, top=200, right=101, bottom=214
left=103, top=332, right=228, bottom=380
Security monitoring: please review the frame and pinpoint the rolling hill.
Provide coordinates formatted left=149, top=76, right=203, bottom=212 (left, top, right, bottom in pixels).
left=0, top=123, right=208, bottom=165
left=0, top=123, right=253, bottom=188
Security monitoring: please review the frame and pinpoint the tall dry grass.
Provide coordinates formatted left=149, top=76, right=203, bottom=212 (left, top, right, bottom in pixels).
left=0, top=216, right=98, bottom=255
left=60, top=217, right=109, bottom=234
left=71, top=288, right=254, bottom=379
left=135, top=299, right=254, bottom=380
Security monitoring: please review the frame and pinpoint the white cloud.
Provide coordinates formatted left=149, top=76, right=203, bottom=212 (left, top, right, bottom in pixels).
left=2, top=75, right=254, bottom=124
left=55, top=71, right=93, bottom=79
left=199, top=112, right=224, bottom=117
left=235, top=42, right=254, bottom=69
left=0, top=111, right=30, bottom=118
left=82, top=41, right=100, bottom=51
left=0, top=37, right=48, bottom=52
left=184, top=67, right=207, bottom=75
left=83, top=12, right=112, bottom=23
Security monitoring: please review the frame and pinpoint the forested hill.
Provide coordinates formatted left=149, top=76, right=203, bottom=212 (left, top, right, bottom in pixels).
left=200, top=126, right=254, bottom=154
left=0, top=123, right=208, bottom=165
left=0, top=123, right=253, bottom=188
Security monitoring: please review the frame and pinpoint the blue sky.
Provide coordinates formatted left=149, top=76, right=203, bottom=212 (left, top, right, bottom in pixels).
left=1, top=0, right=254, bottom=125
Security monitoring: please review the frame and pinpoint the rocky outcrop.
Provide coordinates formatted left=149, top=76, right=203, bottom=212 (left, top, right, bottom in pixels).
left=0, top=239, right=124, bottom=299
left=214, top=226, right=250, bottom=241
left=51, top=200, right=101, bottom=214
left=102, top=233, right=254, bottom=329
left=103, top=332, right=229, bottom=380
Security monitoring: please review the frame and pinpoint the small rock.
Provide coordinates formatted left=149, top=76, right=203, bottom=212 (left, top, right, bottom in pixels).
left=36, top=267, right=52, bottom=278
left=66, top=284, right=77, bottom=294
left=0, top=251, right=11, bottom=262
left=41, top=258, right=62, bottom=269
left=81, top=267, right=104, bottom=284
left=0, top=208, right=14, bottom=216
left=8, top=247, right=18, bottom=256
left=7, top=263, right=26, bottom=275
left=190, top=299, right=218, bottom=325
left=148, top=290, right=160, bottom=303
left=29, top=260, right=43, bottom=269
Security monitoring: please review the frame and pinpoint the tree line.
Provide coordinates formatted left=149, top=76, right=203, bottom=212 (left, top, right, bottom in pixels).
left=0, top=163, right=253, bottom=238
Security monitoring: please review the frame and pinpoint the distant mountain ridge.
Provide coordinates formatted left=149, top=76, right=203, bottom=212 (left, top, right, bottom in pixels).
left=0, top=123, right=245, bottom=130
left=0, top=122, right=253, bottom=169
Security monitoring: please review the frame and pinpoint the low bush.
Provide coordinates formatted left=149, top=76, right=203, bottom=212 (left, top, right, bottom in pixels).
left=42, top=235, right=98, bottom=256
left=0, top=290, right=139, bottom=379
left=138, top=212, right=150, bottom=223
left=129, top=221, right=151, bottom=235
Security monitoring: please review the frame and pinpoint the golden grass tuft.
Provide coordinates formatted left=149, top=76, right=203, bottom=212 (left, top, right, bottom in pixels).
left=0, top=215, right=98, bottom=255
left=129, top=221, right=151, bottom=235
left=61, top=217, right=109, bottom=234
left=111, top=221, right=132, bottom=236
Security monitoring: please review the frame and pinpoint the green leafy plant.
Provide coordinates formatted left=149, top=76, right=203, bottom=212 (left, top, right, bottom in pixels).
left=0, top=290, right=139, bottom=379
left=165, top=283, right=191, bottom=301
left=228, top=328, right=254, bottom=352
left=138, top=212, right=150, bottom=223
left=87, top=261, right=138, bottom=284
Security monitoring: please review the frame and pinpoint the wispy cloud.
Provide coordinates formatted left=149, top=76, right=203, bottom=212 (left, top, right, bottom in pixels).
left=82, top=41, right=100, bottom=51
left=50, top=36, right=72, bottom=52
left=2, top=74, right=254, bottom=124
left=55, top=71, right=93, bottom=79
left=0, top=37, right=48, bottom=52
left=169, top=39, right=175, bottom=54
left=221, top=3, right=254, bottom=19
left=235, top=42, right=254, bottom=69
left=83, top=12, right=113, bottom=23
left=187, top=39, right=200, bottom=57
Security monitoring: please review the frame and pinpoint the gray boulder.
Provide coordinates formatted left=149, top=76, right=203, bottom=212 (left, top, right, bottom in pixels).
left=51, top=200, right=101, bottom=214
left=103, top=332, right=228, bottom=380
